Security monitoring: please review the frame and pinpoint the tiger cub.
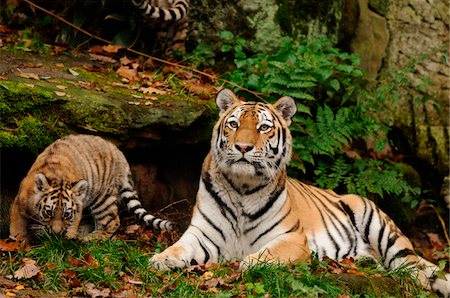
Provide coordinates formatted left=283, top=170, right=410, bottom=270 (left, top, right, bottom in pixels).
left=150, top=89, right=450, bottom=296
left=9, top=134, right=174, bottom=241
left=131, top=0, right=189, bottom=56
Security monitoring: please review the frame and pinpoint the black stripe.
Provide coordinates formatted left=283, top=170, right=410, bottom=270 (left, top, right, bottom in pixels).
left=202, top=173, right=238, bottom=223
left=192, top=224, right=222, bottom=258
left=340, top=202, right=356, bottom=228
left=363, top=206, right=374, bottom=242
left=89, top=194, right=110, bottom=211
left=377, top=221, right=386, bottom=256
left=388, top=248, right=414, bottom=267
left=251, top=208, right=292, bottom=246
left=198, top=207, right=226, bottom=241
left=286, top=220, right=300, bottom=233
left=385, top=234, right=399, bottom=259
left=244, top=184, right=285, bottom=221
left=91, top=202, right=115, bottom=217
left=193, top=234, right=210, bottom=264
left=169, top=9, right=177, bottom=20
left=128, top=202, right=143, bottom=214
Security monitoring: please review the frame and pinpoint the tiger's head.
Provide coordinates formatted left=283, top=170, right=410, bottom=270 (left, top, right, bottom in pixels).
left=32, top=173, right=87, bottom=236
left=211, top=89, right=296, bottom=185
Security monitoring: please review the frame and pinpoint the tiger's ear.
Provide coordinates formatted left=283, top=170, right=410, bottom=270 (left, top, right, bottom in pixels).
left=273, top=96, right=297, bottom=126
left=216, top=89, right=240, bottom=114
left=71, top=180, right=88, bottom=198
left=34, top=173, right=50, bottom=192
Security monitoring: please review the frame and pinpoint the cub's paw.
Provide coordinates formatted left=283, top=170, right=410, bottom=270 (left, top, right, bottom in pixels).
left=150, top=247, right=189, bottom=271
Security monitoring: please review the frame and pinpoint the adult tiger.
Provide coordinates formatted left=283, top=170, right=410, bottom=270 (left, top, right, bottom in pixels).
left=10, top=134, right=174, bottom=242
left=151, top=89, right=450, bottom=296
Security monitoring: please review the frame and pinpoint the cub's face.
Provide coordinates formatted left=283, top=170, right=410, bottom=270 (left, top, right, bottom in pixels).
left=32, top=173, right=86, bottom=236
left=212, top=89, right=296, bottom=181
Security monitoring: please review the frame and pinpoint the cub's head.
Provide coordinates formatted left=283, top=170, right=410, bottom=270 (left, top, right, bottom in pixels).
left=211, top=89, right=296, bottom=181
left=32, top=173, right=87, bottom=236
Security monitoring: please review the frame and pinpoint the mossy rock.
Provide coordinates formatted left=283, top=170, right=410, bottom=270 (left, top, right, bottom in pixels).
left=0, top=49, right=217, bottom=152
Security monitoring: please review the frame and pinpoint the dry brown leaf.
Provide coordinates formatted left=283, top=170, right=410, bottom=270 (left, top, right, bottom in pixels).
left=54, top=91, right=66, bottom=97
left=139, top=86, right=166, bottom=95
left=56, top=85, right=68, bottom=90
left=0, top=239, right=20, bottom=252
left=102, top=44, right=123, bottom=53
left=125, top=224, right=140, bottom=234
left=116, top=66, right=138, bottom=81
left=18, top=72, right=39, bottom=80
left=85, top=282, right=111, bottom=298
left=89, top=54, right=117, bottom=64
left=14, top=258, right=40, bottom=279
left=201, top=271, right=214, bottom=280
left=120, top=56, right=133, bottom=66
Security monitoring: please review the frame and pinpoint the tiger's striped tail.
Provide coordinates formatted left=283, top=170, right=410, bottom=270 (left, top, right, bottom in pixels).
left=131, top=0, right=189, bottom=21
left=121, top=188, right=175, bottom=232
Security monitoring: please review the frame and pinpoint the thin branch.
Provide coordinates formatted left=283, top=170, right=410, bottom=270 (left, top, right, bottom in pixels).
left=22, top=0, right=265, bottom=101
left=158, top=199, right=189, bottom=213
left=423, top=203, right=450, bottom=245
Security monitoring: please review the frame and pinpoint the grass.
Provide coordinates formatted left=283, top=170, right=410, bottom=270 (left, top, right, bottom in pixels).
left=0, top=232, right=434, bottom=297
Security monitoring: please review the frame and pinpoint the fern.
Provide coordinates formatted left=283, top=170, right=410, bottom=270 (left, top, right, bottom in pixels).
left=221, top=36, right=419, bottom=203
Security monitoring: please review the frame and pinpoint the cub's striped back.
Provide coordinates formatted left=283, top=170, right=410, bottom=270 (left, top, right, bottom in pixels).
left=10, top=134, right=173, bottom=241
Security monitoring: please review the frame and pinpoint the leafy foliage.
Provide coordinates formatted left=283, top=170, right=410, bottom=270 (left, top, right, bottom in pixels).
left=219, top=33, right=419, bottom=202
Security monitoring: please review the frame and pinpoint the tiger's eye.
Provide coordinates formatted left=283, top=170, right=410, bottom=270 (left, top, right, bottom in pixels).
left=259, top=124, right=271, bottom=132
left=228, top=121, right=238, bottom=129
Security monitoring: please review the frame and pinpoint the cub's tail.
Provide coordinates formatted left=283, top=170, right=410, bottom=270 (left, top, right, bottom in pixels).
left=121, top=188, right=175, bottom=232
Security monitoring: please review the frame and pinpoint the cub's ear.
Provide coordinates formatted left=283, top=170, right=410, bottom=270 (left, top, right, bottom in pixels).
left=72, top=180, right=88, bottom=198
left=273, top=96, right=297, bottom=126
left=216, top=89, right=240, bottom=114
left=34, top=173, right=50, bottom=192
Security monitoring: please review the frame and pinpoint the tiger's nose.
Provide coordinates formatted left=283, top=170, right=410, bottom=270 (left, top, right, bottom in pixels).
left=235, top=143, right=254, bottom=153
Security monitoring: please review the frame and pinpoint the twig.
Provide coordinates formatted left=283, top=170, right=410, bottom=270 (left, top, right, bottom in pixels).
left=22, top=0, right=265, bottom=101
left=158, top=199, right=189, bottom=213
left=422, top=203, right=450, bottom=245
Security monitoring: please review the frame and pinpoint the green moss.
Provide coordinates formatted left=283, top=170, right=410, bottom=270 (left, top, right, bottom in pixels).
left=0, top=81, right=69, bottom=153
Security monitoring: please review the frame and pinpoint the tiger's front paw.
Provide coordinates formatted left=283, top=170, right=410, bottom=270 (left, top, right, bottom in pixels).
left=431, top=273, right=450, bottom=298
left=150, top=246, right=189, bottom=271
left=239, top=252, right=272, bottom=270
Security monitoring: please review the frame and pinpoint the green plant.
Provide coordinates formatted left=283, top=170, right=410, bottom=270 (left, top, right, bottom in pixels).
left=218, top=34, right=420, bottom=203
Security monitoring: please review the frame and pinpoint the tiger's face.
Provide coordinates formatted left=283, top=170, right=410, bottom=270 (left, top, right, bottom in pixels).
left=211, top=89, right=296, bottom=183
left=33, top=173, right=87, bottom=236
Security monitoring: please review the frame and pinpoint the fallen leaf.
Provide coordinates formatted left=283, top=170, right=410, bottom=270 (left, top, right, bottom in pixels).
left=201, top=271, right=214, bottom=280
left=55, top=63, right=64, bottom=68
left=14, top=285, right=24, bottom=290
left=139, top=86, right=166, bottom=95
left=116, top=66, right=138, bottom=81
left=127, top=277, right=143, bottom=285
left=14, top=258, right=40, bottom=279
left=125, top=224, right=140, bottom=234
left=102, top=44, right=123, bottom=53
left=0, top=238, right=20, bottom=252
left=90, top=54, right=117, bottom=64
left=18, top=72, right=39, bottom=80
left=24, top=83, right=35, bottom=88
left=68, top=69, right=79, bottom=76
left=56, top=85, right=68, bottom=90
left=23, top=62, right=42, bottom=68
left=85, top=282, right=110, bottom=298
left=54, top=91, right=66, bottom=97
left=6, top=291, right=16, bottom=296
left=120, top=56, right=133, bottom=66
